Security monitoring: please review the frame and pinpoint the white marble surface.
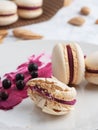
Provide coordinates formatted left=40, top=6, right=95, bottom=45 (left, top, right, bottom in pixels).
left=1, top=0, right=98, bottom=129
left=3, top=0, right=98, bottom=45
left=0, top=41, right=98, bottom=130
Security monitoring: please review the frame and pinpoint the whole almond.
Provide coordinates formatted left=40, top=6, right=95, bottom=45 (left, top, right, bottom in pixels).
left=68, top=17, right=85, bottom=26
left=95, top=19, right=98, bottom=24
left=80, top=7, right=91, bottom=15
left=0, top=30, right=8, bottom=43
left=64, top=0, right=72, bottom=6
left=0, top=30, right=8, bottom=37
left=0, top=35, right=4, bottom=43
left=13, top=28, right=43, bottom=40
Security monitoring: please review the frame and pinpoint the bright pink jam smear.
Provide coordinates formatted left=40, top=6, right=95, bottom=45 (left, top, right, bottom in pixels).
left=0, top=53, right=52, bottom=110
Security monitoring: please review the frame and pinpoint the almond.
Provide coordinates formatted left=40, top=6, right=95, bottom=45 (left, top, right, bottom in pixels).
left=0, top=30, right=8, bottom=43
left=0, top=35, right=4, bottom=43
left=95, top=19, right=98, bottom=24
left=13, top=28, right=43, bottom=40
left=63, top=0, right=72, bottom=6
left=0, top=30, right=8, bottom=37
left=68, top=17, right=85, bottom=26
left=80, top=7, right=91, bottom=15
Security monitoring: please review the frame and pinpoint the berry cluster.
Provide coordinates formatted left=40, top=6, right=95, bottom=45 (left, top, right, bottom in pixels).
left=28, top=63, right=38, bottom=78
left=0, top=63, right=38, bottom=101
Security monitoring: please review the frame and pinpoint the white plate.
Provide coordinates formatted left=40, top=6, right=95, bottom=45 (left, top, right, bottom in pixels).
left=0, top=40, right=98, bottom=130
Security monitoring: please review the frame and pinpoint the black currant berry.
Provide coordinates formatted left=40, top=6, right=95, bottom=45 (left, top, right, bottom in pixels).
left=15, top=73, right=24, bottom=81
left=28, top=63, right=38, bottom=72
left=0, top=91, right=9, bottom=101
left=31, top=71, right=38, bottom=78
left=16, top=80, right=25, bottom=90
left=2, top=79, right=11, bottom=89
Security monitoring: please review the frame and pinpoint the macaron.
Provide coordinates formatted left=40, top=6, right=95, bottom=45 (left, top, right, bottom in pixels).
left=0, top=1, right=18, bottom=26
left=85, top=52, right=98, bottom=85
left=15, top=0, right=43, bottom=19
left=27, top=78, right=77, bottom=115
left=52, top=43, right=85, bottom=85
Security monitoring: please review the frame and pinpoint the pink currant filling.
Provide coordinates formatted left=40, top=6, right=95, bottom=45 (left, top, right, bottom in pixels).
left=66, top=45, right=74, bottom=84
left=0, top=54, right=52, bottom=110
left=0, top=13, right=15, bottom=17
left=31, top=85, right=76, bottom=105
left=18, top=6, right=41, bottom=10
left=86, top=68, right=98, bottom=73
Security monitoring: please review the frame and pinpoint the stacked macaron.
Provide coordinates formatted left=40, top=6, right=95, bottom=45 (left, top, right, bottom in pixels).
left=0, top=0, right=18, bottom=26
left=14, top=0, right=43, bottom=19
left=52, top=43, right=85, bottom=85
left=85, top=52, right=98, bottom=85
left=27, top=78, right=77, bottom=115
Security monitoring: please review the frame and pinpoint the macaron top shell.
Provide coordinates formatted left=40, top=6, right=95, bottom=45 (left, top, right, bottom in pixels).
left=15, top=0, right=43, bottom=7
left=0, top=1, right=17, bottom=14
left=85, top=52, right=98, bottom=70
left=28, top=77, right=72, bottom=90
left=52, top=43, right=69, bottom=84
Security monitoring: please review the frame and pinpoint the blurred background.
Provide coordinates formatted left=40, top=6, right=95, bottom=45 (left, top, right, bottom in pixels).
left=0, top=0, right=98, bottom=44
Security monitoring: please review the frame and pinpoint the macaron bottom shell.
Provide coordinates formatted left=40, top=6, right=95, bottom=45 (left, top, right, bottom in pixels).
left=0, top=14, right=18, bottom=26
left=70, top=43, right=85, bottom=85
left=18, top=8, right=43, bottom=19
left=85, top=72, right=98, bottom=85
left=28, top=89, right=75, bottom=115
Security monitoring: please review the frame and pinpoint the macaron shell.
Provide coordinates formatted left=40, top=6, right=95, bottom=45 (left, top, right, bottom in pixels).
left=42, top=106, right=71, bottom=115
left=0, top=14, right=18, bottom=26
left=85, top=72, right=98, bottom=85
left=0, top=1, right=17, bottom=14
left=28, top=88, right=73, bottom=115
left=71, top=43, right=85, bottom=84
left=15, top=0, right=43, bottom=7
left=52, top=43, right=69, bottom=84
left=85, top=52, right=98, bottom=70
left=18, top=8, right=43, bottom=19
left=36, top=96, right=74, bottom=115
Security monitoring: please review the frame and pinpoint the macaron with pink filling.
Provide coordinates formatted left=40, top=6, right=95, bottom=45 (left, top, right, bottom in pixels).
left=0, top=0, right=18, bottom=26
left=52, top=43, right=85, bottom=85
left=15, top=0, right=43, bottom=19
left=85, top=52, right=98, bottom=85
left=27, top=78, right=77, bottom=115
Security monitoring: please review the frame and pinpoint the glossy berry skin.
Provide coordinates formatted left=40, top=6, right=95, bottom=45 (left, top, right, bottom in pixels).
left=16, top=80, right=25, bottom=90
left=28, top=63, right=38, bottom=72
left=0, top=91, right=9, bottom=101
left=31, top=71, right=38, bottom=78
left=2, top=79, right=11, bottom=89
left=15, top=73, right=24, bottom=81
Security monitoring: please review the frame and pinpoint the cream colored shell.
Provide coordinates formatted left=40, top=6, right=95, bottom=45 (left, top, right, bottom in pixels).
left=0, top=14, right=18, bottom=26
left=14, top=0, right=43, bottom=7
left=0, top=1, right=17, bottom=14
left=85, top=51, right=98, bottom=85
left=85, top=52, right=98, bottom=70
left=18, top=8, right=43, bottom=19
